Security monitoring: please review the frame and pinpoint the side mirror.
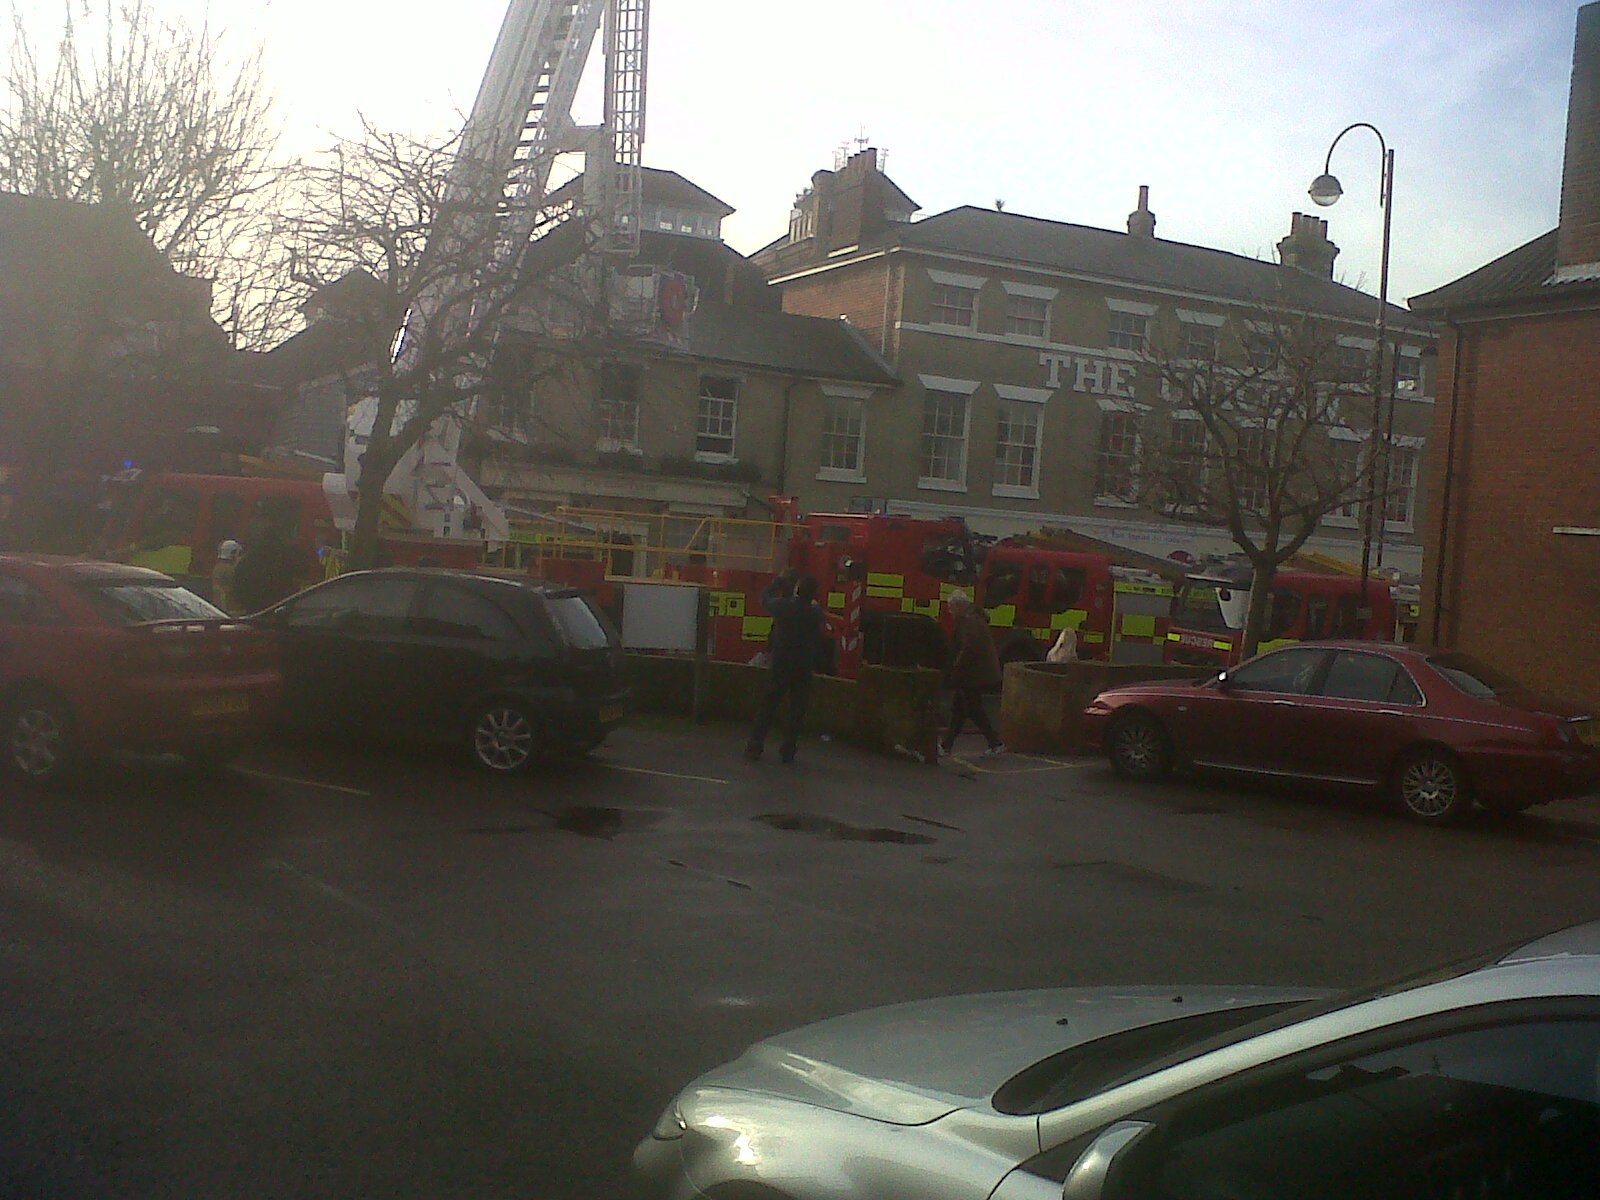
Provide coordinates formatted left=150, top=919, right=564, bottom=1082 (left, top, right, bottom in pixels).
left=1062, top=1120, right=1154, bottom=1200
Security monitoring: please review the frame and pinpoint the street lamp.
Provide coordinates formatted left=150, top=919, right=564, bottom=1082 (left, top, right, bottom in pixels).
left=1309, top=122, right=1394, bottom=616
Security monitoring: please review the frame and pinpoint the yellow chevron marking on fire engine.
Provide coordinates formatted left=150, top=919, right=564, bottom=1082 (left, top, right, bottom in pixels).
left=1033, top=627, right=1053, bottom=640
left=827, top=592, right=845, bottom=609
left=1121, top=614, right=1158, bottom=639
left=1082, top=632, right=1106, bottom=643
left=130, top=545, right=194, bottom=576
left=742, top=616, right=773, bottom=641
left=905, top=598, right=940, bottom=617
left=711, top=591, right=745, bottom=618
left=986, top=604, right=1017, bottom=627
left=1049, top=609, right=1087, bottom=630
left=1114, top=581, right=1175, bottom=597
left=380, top=493, right=411, bottom=529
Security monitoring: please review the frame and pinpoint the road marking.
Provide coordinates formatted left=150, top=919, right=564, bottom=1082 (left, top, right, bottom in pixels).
left=266, top=859, right=405, bottom=930
left=236, top=768, right=372, bottom=797
left=949, top=756, right=1096, bottom=775
left=598, top=762, right=730, bottom=786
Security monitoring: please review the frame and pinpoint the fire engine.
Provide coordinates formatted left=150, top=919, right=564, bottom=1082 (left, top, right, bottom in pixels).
left=1164, top=560, right=1399, bottom=669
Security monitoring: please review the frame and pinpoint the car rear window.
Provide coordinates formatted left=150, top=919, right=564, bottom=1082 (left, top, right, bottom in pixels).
left=78, top=582, right=226, bottom=626
left=1428, top=652, right=1520, bottom=698
left=547, top=595, right=614, bottom=649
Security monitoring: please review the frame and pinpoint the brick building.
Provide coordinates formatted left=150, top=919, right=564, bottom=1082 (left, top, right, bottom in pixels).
left=1414, top=1, right=1600, bottom=707
left=755, top=150, right=1439, bottom=575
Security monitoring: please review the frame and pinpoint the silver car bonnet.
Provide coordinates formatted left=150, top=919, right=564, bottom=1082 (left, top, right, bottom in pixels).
left=693, top=985, right=1319, bottom=1126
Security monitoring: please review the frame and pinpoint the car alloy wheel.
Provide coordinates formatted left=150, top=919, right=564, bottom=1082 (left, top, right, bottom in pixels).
left=1393, top=750, right=1470, bottom=823
left=470, top=702, right=538, bottom=773
left=5, top=694, right=73, bottom=783
left=1108, top=712, right=1173, bottom=781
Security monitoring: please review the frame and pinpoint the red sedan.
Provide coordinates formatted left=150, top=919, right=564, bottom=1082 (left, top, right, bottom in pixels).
left=0, top=555, right=281, bottom=783
left=1082, top=642, right=1600, bottom=823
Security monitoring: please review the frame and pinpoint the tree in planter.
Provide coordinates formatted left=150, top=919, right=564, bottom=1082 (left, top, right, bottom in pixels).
left=1140, top=309, right=1376, bottom=657
left=0, top=0, right=287, bottom=347
left=270, top=122, right=599, bottom=569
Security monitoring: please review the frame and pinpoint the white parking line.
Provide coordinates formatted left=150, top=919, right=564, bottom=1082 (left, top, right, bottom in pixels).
left=236, top=768, right=372, bottom=797
left=598, top=762, right=730, bottom=786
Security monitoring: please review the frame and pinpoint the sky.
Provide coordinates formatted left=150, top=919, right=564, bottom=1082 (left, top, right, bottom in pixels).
left=9, top=0, right=1585, bottom=304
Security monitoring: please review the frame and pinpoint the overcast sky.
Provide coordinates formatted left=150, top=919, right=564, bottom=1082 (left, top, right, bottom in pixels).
left=12, top=0, right=1585, bottom=304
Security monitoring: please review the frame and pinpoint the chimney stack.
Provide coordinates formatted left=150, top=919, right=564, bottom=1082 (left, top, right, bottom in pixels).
left=1277, top=212, right=1340, bottom=278
left=1556, top=1, right=1600, bottom=275
left=1127, top=185, right=1156, bottom=237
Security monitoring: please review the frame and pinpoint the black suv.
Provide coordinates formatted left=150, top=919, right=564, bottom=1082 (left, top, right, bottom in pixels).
left=257, top=569, right=626, bottom=772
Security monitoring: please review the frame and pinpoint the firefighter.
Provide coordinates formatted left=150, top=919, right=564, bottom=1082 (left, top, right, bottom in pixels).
left=744, top=570, right=825, bottom=765
left=939, top=590, right=1006, bottom=759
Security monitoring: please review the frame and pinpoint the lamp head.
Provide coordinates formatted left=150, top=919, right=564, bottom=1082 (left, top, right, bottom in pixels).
left=1308, top=173, right=1343, bottom=207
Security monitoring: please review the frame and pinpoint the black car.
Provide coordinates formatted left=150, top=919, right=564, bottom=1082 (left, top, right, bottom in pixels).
left=256, top=569, right=627, bottom=772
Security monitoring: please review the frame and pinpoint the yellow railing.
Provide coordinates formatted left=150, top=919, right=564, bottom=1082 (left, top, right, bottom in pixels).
left=500, top=507, right=801, bottom=579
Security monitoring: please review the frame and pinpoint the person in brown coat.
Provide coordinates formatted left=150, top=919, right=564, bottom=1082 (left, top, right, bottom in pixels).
left=939, top=590, right=1006, bottom=758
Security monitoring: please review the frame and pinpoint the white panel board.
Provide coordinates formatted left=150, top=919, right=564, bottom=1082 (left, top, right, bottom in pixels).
left=621, top=581, right=700, bottom=651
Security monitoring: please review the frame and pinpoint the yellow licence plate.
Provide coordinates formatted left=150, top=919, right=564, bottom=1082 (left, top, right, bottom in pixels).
left=599, top=705, right=623, bottom=724
left=192, top=694, right=250, bottom=719
left=1577, top=719, right=1600, bottom=748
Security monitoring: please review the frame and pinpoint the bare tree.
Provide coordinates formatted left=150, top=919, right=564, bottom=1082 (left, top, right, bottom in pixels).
left=272, top=121, right=599, bottom=569
left=1142, top=310, right=1375, bottom=655
left=0, top=0, right=283, bottom=344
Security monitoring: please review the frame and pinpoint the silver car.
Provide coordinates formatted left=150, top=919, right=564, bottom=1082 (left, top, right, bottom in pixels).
left=635, top=922, right=1600, bottom=1198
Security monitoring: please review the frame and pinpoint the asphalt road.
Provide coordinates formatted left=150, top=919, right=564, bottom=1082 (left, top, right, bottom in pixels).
left=4, top=720, right=1600, bottom=1199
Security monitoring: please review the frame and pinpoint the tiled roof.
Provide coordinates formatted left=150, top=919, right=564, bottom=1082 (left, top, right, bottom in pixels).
left=675, top=302, right=897, bottom=385
left=1408, top=229, right=1600, bottom=312
left=856, top=206, right=1432, bottom=333
left=545, top=167, right=735, bottom=216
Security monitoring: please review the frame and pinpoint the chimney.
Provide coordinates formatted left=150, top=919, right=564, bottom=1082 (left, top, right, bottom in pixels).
left=825, top=147, right=892, bottom=252
left=1277, top=212, right=1340, bottom=278
left=1127, top=185, right=1156, bottom=237
left=1556, top=1, right=1600, bottom=274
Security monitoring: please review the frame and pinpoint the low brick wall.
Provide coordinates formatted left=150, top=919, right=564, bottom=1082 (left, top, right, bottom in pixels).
left=625, top=655, right=942, bottom=761
left=1000, top=661, right=1213, bottom=756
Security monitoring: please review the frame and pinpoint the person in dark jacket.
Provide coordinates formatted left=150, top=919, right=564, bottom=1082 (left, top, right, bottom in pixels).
left=745, top=570, right=825, bottom=764
left=940, top=589, right=1006, bottom=758
left=231, top=526, right=307, bottom=614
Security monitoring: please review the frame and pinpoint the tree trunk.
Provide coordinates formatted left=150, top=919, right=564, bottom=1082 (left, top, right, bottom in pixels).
left=1239, top=559, right=1280, bottom=659
left=347, top=386, right=402, bottom=570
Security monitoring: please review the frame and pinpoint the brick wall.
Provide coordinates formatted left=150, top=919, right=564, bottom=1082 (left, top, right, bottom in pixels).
left=780, top=258, right=899, bottom=357
left=1422, top=306, right=1600, bottom=708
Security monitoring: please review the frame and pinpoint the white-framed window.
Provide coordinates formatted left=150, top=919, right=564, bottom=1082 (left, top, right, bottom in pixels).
left=1005, top=294, right=1049, bottom=339
left=818, top=397, right=867, bottom=480
left=695, top=375, right=739, bottom=460
left=1384, top=439, right=1422, bottom=528
left=919, top=391, right=970, bottom=489
left=1177, top=321, right=1218, bottom=361
left=1233, top=427, right=1269, bottom=512
left=1394, top=350, right=1422, bottom=392
left=1245, top=330, right=1280, bottom=370
left=929, top=283, right=978, bottom=329
left=1171, top=414, right=1208, bottom=487
left=1108, top=310, right=1148, bottom=353
left=597, top=362, right=642, bottom=449
left=1094, top=411, right=1140, bottom=503
left=994, top=400, right=1042, bottom=497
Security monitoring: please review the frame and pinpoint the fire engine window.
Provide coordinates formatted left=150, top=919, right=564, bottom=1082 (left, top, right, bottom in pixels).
left=1027, top=564, right=1051, bottom=611
left=141, top=488, right=200, bottom=549
left=1053, top=567, right=1085, bottom=612
left=921, top=534, right=972, bottom=584
left=1266, top=589, right=1302, bottom=640
left=209, top=491, right=246, bottom=544
left=249, top=495, right=302, bottom=541
left=818, top=525, right=852, bottom=543
left=1329, top=593, right=1362, bottom=638
left=1304, top=593, right=1330, bottom=640
left=986, top=561, right=1022, bottom=606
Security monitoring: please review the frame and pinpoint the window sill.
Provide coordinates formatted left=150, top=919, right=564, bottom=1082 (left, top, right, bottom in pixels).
left=918, top=478, right=968, bottom=493
left=1092, top=496, right=1136, bottom=509
left=816, top=468, right=868, bottom=484
left=992, top=485, right=1040, bottom=500
left=694, top=451, right=738, bottom=465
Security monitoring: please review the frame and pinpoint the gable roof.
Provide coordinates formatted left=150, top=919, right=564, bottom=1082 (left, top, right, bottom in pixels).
left=885, top=206, right=1431, bottom=333
left=1408, top=229, right=1600, bottom=313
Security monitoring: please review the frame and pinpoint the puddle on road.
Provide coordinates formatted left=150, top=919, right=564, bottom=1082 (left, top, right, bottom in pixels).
left=551, top=806, right=666, bottom=840
left=754, top=813, right=935, bottom=845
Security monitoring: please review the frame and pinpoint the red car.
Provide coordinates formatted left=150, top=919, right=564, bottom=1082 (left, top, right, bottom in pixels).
left=0, top=555, right=282, bottom=783
left=1083, top=642, right=1600, bottom=823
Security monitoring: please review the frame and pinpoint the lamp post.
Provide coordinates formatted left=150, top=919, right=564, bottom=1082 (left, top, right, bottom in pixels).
left=1309, top=122, right=1394, bottom=616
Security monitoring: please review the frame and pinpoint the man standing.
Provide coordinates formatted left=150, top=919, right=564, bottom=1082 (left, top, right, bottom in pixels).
left=940, top=590, right=1006, bottom=759
left=745, top=570, right=825, bottom=764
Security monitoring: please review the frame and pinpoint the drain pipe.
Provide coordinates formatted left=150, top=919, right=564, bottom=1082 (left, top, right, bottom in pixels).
left=1429, top=318, right=1468, bottom=646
